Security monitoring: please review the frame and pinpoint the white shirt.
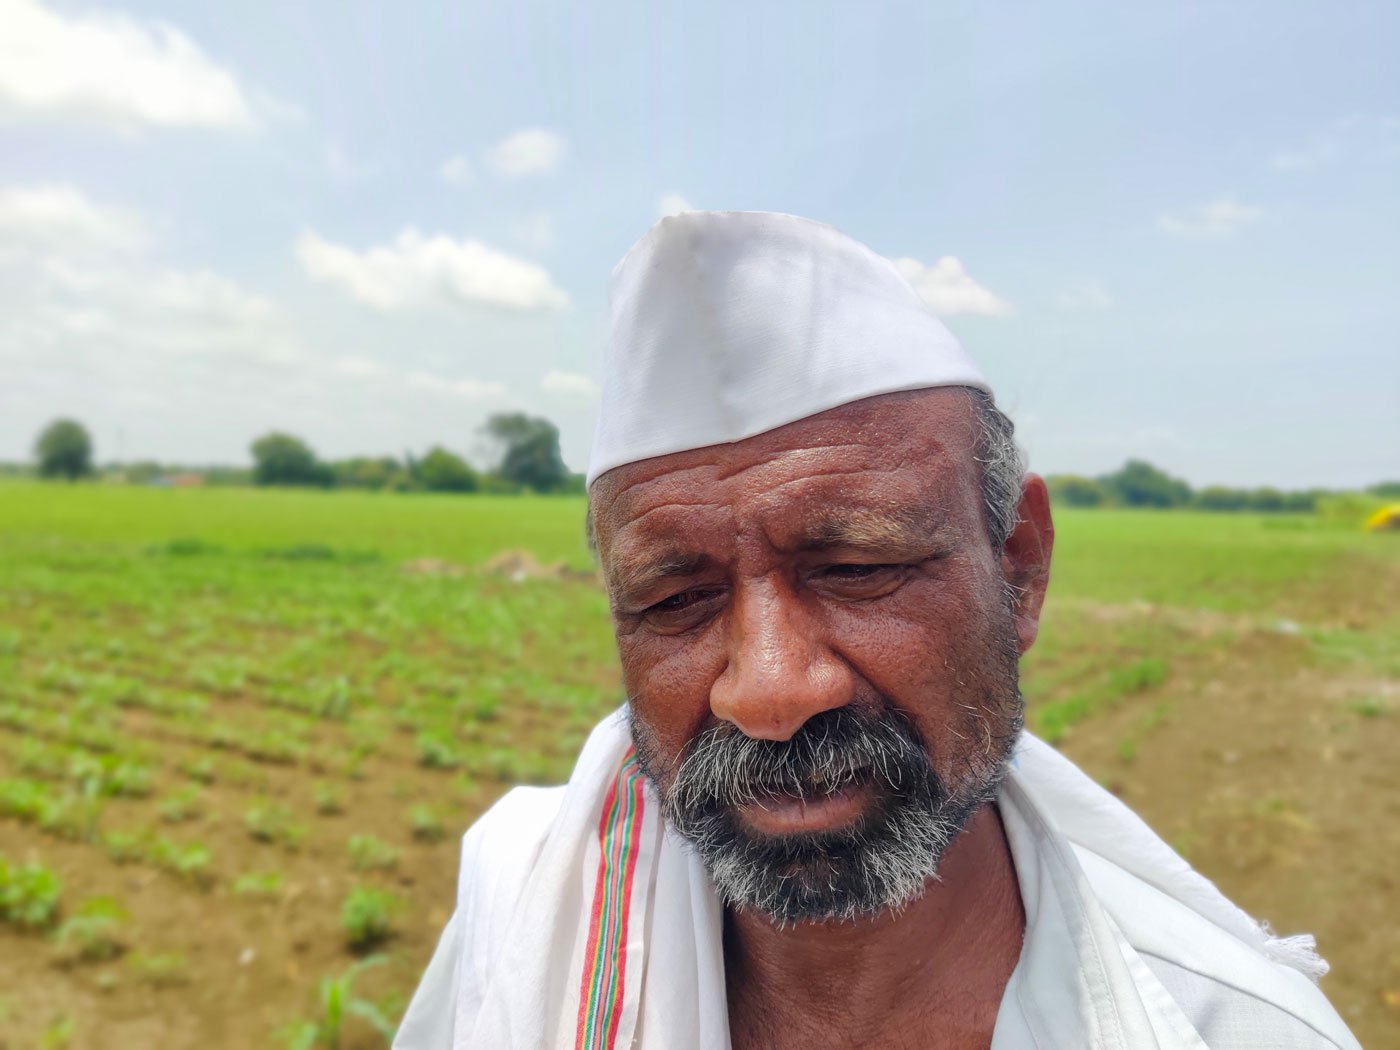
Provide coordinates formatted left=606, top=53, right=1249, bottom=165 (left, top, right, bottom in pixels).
left=394, top=725, right=1359, bottom=1050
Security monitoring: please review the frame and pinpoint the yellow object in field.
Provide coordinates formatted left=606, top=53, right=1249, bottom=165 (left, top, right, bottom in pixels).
left=1364, top=504, right=1400, bottom=531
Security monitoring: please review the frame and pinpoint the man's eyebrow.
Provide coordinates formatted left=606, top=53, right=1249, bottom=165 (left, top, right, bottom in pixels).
left=607, top=551, right=713, bottom=605
left=790, top=507, right=946, bottom=552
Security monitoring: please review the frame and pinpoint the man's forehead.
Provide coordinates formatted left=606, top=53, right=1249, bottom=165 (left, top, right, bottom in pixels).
left=592, top=388, right=980, bottom=544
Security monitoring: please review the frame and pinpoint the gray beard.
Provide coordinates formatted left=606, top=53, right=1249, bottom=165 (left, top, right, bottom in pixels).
left=629, top=697, right=1022, bottom=926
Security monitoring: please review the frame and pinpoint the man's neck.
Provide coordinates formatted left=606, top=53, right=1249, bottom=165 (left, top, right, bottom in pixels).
left=723, top=803, right=1026, bottom=1050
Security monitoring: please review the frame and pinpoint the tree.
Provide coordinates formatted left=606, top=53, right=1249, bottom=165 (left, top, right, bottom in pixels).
left=1195, top=485, right=1249, bottom=511
left=417, top=446, right=479, bottom=493
left=1098, top=459, right=1192, bottom=508
left=250, top=432, right=332, bottom=487
left=1046, top=474, right=1106, bottom=507
left=482, top=413, right=570, bottom=492
left=35, top=419, right=93, bottom=480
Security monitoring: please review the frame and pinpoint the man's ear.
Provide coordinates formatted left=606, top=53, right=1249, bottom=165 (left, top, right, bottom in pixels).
left=1000, top=474, right=1054, bottom=655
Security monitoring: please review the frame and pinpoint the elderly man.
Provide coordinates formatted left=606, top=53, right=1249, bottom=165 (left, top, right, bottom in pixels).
left=394, top=212, right=1359, bottom=1049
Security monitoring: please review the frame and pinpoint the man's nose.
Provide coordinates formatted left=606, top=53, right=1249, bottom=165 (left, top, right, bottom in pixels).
left=708, top=577, right=853, bottom=740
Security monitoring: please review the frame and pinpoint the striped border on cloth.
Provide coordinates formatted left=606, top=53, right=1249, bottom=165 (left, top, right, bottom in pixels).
left=574, top=750, right=647, bottom=1050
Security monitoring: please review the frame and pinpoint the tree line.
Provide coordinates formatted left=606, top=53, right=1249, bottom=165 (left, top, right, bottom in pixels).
left=23, top=418, right=1400, bottom=507
left=1041, top=459, right=1398, bottom=512
left=26, top=414, right=583, bottom=494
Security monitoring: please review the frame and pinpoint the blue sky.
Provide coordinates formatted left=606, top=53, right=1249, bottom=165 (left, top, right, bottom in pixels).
left=2, top=0, right=1397, bottom=487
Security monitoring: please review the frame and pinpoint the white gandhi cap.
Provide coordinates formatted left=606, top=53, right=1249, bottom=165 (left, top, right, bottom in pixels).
left=587, top=210, right=990, bottom=486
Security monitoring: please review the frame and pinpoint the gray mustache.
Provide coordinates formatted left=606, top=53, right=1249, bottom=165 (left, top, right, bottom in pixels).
left=666, top=706, right=934, bottom=816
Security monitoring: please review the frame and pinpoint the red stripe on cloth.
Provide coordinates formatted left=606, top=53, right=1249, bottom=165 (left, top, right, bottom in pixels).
left=574, top=763, right=625, bottom=1050
left=602, top=770, right=646, bottom=1050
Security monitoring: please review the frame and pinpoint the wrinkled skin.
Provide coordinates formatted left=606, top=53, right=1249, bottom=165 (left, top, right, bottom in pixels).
left=589, top=387, right=1054, bottom=1049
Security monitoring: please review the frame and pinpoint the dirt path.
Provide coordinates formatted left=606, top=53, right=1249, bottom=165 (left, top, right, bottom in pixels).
left=1052, top=592, right=1400, bottom=1045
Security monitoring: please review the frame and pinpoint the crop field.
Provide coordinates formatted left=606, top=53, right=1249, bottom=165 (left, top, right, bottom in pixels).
left=0, top=481, right=1396, bottom=1048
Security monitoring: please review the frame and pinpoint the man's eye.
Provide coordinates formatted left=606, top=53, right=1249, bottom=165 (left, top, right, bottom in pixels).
left=822, top=564, right=895, bottom=579
left=648, top=588, right=719, bottom=614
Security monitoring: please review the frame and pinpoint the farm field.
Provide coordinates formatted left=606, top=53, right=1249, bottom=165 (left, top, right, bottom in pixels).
left=0, top=481, right=1396, bottom=1048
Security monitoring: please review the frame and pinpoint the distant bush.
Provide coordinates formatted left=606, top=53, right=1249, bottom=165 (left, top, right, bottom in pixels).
left=1046, top=474, right=1106, bottom=507
left=251, top=432, right=334, bottom=488
left=1098, top=459, right=1192, bottom=508
left=417, top=446, right=479, bottom=493
left=152, top=537, right=224, bottom=557
left=35, top=419, right=94, bottom=481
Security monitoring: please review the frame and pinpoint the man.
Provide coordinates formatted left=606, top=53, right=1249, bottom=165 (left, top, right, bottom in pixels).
left=394, top=212, right=1360, bottom=1049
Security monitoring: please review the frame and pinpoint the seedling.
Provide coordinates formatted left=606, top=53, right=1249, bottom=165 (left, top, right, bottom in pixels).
left=54, top=897, right=127, bottom=963
left=313, top=782, right=345, bottom=816
left=0, top=855, right=62, bottom=930
left=244, top=801, right=306, bottom=850
left=408, top=805, right=446, bottom=843
left=347, top=834, right=399, bottom=872
left=340, top=886, right=399, bottom=951
left=232, top=871, right=285, bottom=900
left=279, top=955, right=396, bottom=1050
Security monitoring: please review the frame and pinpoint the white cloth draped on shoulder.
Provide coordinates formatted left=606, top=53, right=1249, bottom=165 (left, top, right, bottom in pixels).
left=392, top=709, right=1360, bottom=1050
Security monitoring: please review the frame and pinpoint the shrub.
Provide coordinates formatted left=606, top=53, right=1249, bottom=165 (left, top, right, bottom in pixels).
left=0, top=856, right=62, bottom=930
left=347, top=834, right=399, bottom=872
left=340, top=887, right=399, bottom=951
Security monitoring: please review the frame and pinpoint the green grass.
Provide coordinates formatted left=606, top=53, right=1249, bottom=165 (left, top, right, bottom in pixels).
left=0, top=480, right=592, bottom=568
left=1, top=481, right=1396, bottom=1045
left=1046, top=508, right=1380, bottom=613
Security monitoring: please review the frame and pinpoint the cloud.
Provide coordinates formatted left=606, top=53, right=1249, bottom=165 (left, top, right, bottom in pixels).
left=658, top=193, right=693, bottom=217
left=1157, top=198, right=1262, bottom=239
left=324, top=144, right=378, bottom=183
left=405, top=370, right=507, bottom=401
left=540, top=369, right=598, bottom=399
left=0, top=0, right=259, bottom=131
left=333, top=356, right=386, bottom=378
left=891, top=255, right=1013, bottom=316
left=295, top=228, right=569, bottom=312
left=0, top=183, right=146, bottom=251
left=438, top=154, right=473, bottom=186
left=1053, top=278, right=1114, bottom=312
left=0, top=183, right=305, bottom=418
left=511, top=211, right=555, bottom=251
left=0, top=182, right=526, bottom=466
left=485, top=128, right=566, bottom=178
left=1270, top=114, right=1400, bottom=171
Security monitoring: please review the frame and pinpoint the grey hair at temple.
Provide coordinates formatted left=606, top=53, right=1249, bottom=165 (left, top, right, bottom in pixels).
left=584, top=386, right=1026, bottom=555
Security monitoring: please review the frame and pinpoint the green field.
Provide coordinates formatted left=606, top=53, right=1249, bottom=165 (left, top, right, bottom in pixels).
left=0, top=481, right=1396, bottom=1048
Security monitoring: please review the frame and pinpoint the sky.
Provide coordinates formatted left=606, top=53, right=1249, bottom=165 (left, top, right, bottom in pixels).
left=2, top=0, right=1397, bottom=488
